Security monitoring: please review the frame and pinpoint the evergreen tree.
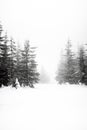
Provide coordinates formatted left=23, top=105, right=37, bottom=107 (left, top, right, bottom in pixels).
left=20, top=40, right=39, bottom=87
left=20, top=40, right=30, bottom=86
left=56, top=39, right=77, bottom=84
left=77, top=44, right=87, bottom=85
left=29, top=46, right=39, bottom=86
left=9, top=37, right=17, bottom=85
left=0, top=25, right=9, bottom=87
left=77, top=45, right=85, bottom=84
left=56, top=50, right=66, bottom=84
left=0, top=23, right=40, bottom=88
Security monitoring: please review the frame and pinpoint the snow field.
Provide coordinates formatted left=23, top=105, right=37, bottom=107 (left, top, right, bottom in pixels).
left=0, top=84, right=87, bottom=130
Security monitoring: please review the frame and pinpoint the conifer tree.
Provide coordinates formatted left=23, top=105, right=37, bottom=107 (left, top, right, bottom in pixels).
left=77, top=45, right=85, bottom=84
left=20, top=40, right=39, bottom=87
left=0, top=25, right=9, bottom=86
left=20, top=40, right=30, bottom=86
left=9, top=37, right=17, bottom=85
left=56, top=50, right=66, bottom=84
left=29, top=47, right=39, bottom=86
left=56, top=39, right=77, bottom=84
left=77, top=44, right=87, bottom=85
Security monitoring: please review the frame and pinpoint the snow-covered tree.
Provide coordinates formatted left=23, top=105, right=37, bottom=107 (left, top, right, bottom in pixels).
left=20, top=40, right=39, bottom=87
left=9, top=37, right=17, bottom=85
left=56, top=51, right=67, bottom=84
left=77, top=44, right=87, bottom=85
left=0, top=25, right=9, bottom=87
left=56, top=39, right=78, bottom=84
left=29, top=46, right=39, bottom=86
left=0, top=23, right=40, bottom=88
left=77, top=45, right=85, bottom=84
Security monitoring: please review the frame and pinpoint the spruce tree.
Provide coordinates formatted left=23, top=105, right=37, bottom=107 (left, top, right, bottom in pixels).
left=29, top=47, right=39, bottom=86
left=0, top=25, right=9, bottom=87
left=77, top=44, right=87, bottom=85
left=9, top=37, right=17, bottom=85
left=20, top=40, right=30, bottom=86
left=20, top=40, right=39, bottom=87
left=77, top=45, right=85, bottom=84
left=56, top=39, right=77, bottom=84
left=56, top=50, right=67, bottom=84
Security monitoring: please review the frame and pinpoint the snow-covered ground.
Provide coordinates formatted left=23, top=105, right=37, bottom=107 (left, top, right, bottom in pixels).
left=0, top=83, right=87, bottom=130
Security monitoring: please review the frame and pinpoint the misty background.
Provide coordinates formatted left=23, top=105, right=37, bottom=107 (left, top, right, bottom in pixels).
left=0, top=0, right=87, bottom=82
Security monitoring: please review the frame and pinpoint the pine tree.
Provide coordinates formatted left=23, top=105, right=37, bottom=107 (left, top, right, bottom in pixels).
left=56, top=39, right=77, bottom=84
left=77, top=44, right=87, bottom=85
left=20, top=40, right=30, bottom=86
left=9, top=37, right=17, bottom=85
left=77, top=45, right=85, bottom=84
left=56, top=50, right=66, bottom=84
left=29, top=46, right=39, bottom=86
left=0, top=25, right=9, bottom=87
left=84, top=44, right=87, bottom=85
left=20, top=40, right=39, bottom=87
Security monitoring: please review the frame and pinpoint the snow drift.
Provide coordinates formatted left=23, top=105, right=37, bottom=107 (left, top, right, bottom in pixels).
left=0, top=83, right=87, bottom=130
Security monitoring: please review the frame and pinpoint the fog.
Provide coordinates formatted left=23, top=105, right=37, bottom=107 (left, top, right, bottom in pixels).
left=0, top=0, right=87, bottom=80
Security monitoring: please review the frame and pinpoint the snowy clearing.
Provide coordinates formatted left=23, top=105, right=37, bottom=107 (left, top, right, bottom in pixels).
left=0, top=83, right=87, bottom=130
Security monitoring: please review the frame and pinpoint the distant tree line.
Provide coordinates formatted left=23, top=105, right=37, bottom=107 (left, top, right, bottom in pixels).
left=0, top=23, right=39, bottom=88
left=56, top=39, right=87, bottom=85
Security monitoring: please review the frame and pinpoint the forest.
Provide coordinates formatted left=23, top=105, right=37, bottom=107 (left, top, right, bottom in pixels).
left=1, top=22, right=87, bottom=88
left=0, top=23, right=39, bottom=88
left=56, top=39, right=87, bottom=85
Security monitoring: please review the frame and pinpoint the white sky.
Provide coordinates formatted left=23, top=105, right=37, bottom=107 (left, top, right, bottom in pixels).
left=0, top=0, right=87, bottom=80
